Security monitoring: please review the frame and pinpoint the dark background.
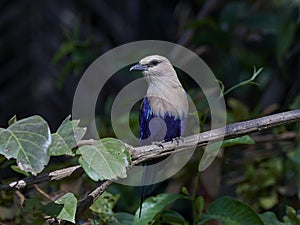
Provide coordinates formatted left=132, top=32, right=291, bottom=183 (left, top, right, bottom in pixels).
left=1, top=0, right=299, bottom=129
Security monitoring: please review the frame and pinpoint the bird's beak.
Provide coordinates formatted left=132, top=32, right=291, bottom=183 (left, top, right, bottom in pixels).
left=130, top=63, right=148, bottom=71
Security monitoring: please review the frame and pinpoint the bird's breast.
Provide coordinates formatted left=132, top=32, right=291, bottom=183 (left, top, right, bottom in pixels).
left=147, top=92, right=188, bottom=120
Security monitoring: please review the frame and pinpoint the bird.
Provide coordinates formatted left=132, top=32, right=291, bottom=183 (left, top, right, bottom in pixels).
left=130, top=55, right=189, bottom=217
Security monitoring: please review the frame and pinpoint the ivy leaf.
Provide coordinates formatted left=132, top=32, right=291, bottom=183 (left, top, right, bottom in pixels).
left=55, top=193, right=77, bottom=223
left=24, top=199, right=44, bottom=217
left=198, top=196, right=265, bottom=225
left=0, top=115, right=51, bottom=175
left=133, top=193, right=181, bottom=225
left=77, top=138, right=130, bottom=181
left=49, top=115, right=86, bottom=156
left=45, top=193, right=77, bottom=223
left=90, top=191, right=120, bottom=215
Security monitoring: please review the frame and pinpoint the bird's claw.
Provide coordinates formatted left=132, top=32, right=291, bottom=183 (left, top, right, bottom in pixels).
left=152, top=141, right=165, bottom=149
left=172, top=137, right=184, bottom=145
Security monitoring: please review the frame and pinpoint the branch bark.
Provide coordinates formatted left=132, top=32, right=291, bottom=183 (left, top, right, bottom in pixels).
left=0, top=109, right=299, bottom=221
left=131, top=109, right=300, bottom=164
left=0, top=166, right=83, bottom=191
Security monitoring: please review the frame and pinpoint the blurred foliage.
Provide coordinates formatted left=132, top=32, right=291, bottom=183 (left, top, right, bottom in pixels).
left=52, top=19, right=100, bottom=88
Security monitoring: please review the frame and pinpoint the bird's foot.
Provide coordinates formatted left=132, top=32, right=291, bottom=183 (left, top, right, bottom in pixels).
left=172, top=137, right=184, bottom=145
left=152, top=141, right=165, bottom=149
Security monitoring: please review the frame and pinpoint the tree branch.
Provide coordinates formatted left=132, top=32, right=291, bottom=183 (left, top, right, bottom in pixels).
left=0, top=165, right=83, bottom=191
left=131, top=109, right=300, bottom=164
left=75, top=180, right=112, bottom=218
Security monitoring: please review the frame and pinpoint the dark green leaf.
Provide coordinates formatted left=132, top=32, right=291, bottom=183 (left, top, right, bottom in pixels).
left=24, top=199, right=44, bottom=216
left=0, top=116, right=51, bottom=175
left=161, top=210, right=188, bottom=225
left=198, top=196, right=265, bottom=225
left=195, top=196, right=204, bottom=219
left=52, top=42, right=74, bottom=64
left=221, top=135, right=255, bottom=148
left=286, top=206, right=300, bottom=225
left=288, top=146, right=300, bottom=198
left=227, top=98, right=250, bottom=121
left=44, top=202, right=64, bottom=218
left=49, top=115, right=86, bottom=156
left=241, top=13, right=280, bottom=33
left=90, top=191, right=120, bottom=215
left=10, top=165, right=30, bottom=176
left=260, top=212, right=286, bottom=225
left=110, top=213, right=134, bottom=225
left=185, top=18, right=220, bottom=30
left=276, top=20, right=297, bottom=65
left=133, top=193, right=181, bottom=225
left=77, top=138, right=130, bottom=181
left=181, top=186, right=190, bottom=197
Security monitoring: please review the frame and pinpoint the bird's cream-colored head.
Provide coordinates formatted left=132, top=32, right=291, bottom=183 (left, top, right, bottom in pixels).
left=130, top=55, right=181, bottom=88
left=130, top=55, right=189, bottom=119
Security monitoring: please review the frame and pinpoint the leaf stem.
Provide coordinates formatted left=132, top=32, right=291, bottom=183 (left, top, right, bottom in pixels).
left=223, top=67, right=263, bottom=97
left=192, top=172, right=201, bottom=224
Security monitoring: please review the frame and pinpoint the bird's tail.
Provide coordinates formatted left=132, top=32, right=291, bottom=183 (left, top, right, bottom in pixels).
left=139, top=161, right=156, bottom=217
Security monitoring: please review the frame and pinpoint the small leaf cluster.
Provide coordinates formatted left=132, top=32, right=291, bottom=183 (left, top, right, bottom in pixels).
left=0, top=115, right=130, bottom=224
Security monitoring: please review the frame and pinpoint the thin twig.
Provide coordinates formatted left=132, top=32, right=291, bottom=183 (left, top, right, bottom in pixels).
left=34, top=184, right=53, bottom=201
left=0, top=165, right=82, bottom=191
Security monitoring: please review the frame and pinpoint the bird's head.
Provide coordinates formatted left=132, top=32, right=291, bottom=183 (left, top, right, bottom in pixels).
left=130, top=55, right=177, bottom=81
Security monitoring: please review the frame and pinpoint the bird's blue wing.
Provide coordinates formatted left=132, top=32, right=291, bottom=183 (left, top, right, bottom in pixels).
left=140, top=97, right=151, bottom=143
left=140, top=97, right=182, bottom=144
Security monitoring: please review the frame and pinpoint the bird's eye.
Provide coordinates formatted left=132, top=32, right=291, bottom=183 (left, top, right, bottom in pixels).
left=148, top=60, right=160, bottom=67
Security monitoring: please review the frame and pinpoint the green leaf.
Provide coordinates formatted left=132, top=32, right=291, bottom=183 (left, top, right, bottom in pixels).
left=288, top=146, right=300, bottom=198
left=24, top=199, right=44, bottom=216
left=77, top=138, right=130, bottom=181
left=49, top=116, right=86, bottom=156
left=289, top=95, right=300, bottom=110
left=45, top=193, right=77, bottom=223
left=198, top=196, right=265, bottom=225
left=90, top=191, right=120, bottom=215
left=195, top=196, right=204, bottom=219
left=52, top=42, right=74, bottom=64
left=0, top=115, right=51, bottom=175
left=260, top=212, right=286, bottom=225
left=221, top=135, right=255, bottom=148
left=133, top=193, right=181, bottom=225
left=285, top=206, right=300, bottom=225
left=259, top=192, right=278, bottom=210
left=110, top=213, right=134, bottom=225
left=276, top=20, right=297, bottom=65
left=227, top=98, right=250, bottom=121
left=161, top=210, right=188, bottom=225
left=181, top=186, right=190, bottom=197
left=8, top=115, right=17, bottom=126
left=10, top=165, right=31, bottom=176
